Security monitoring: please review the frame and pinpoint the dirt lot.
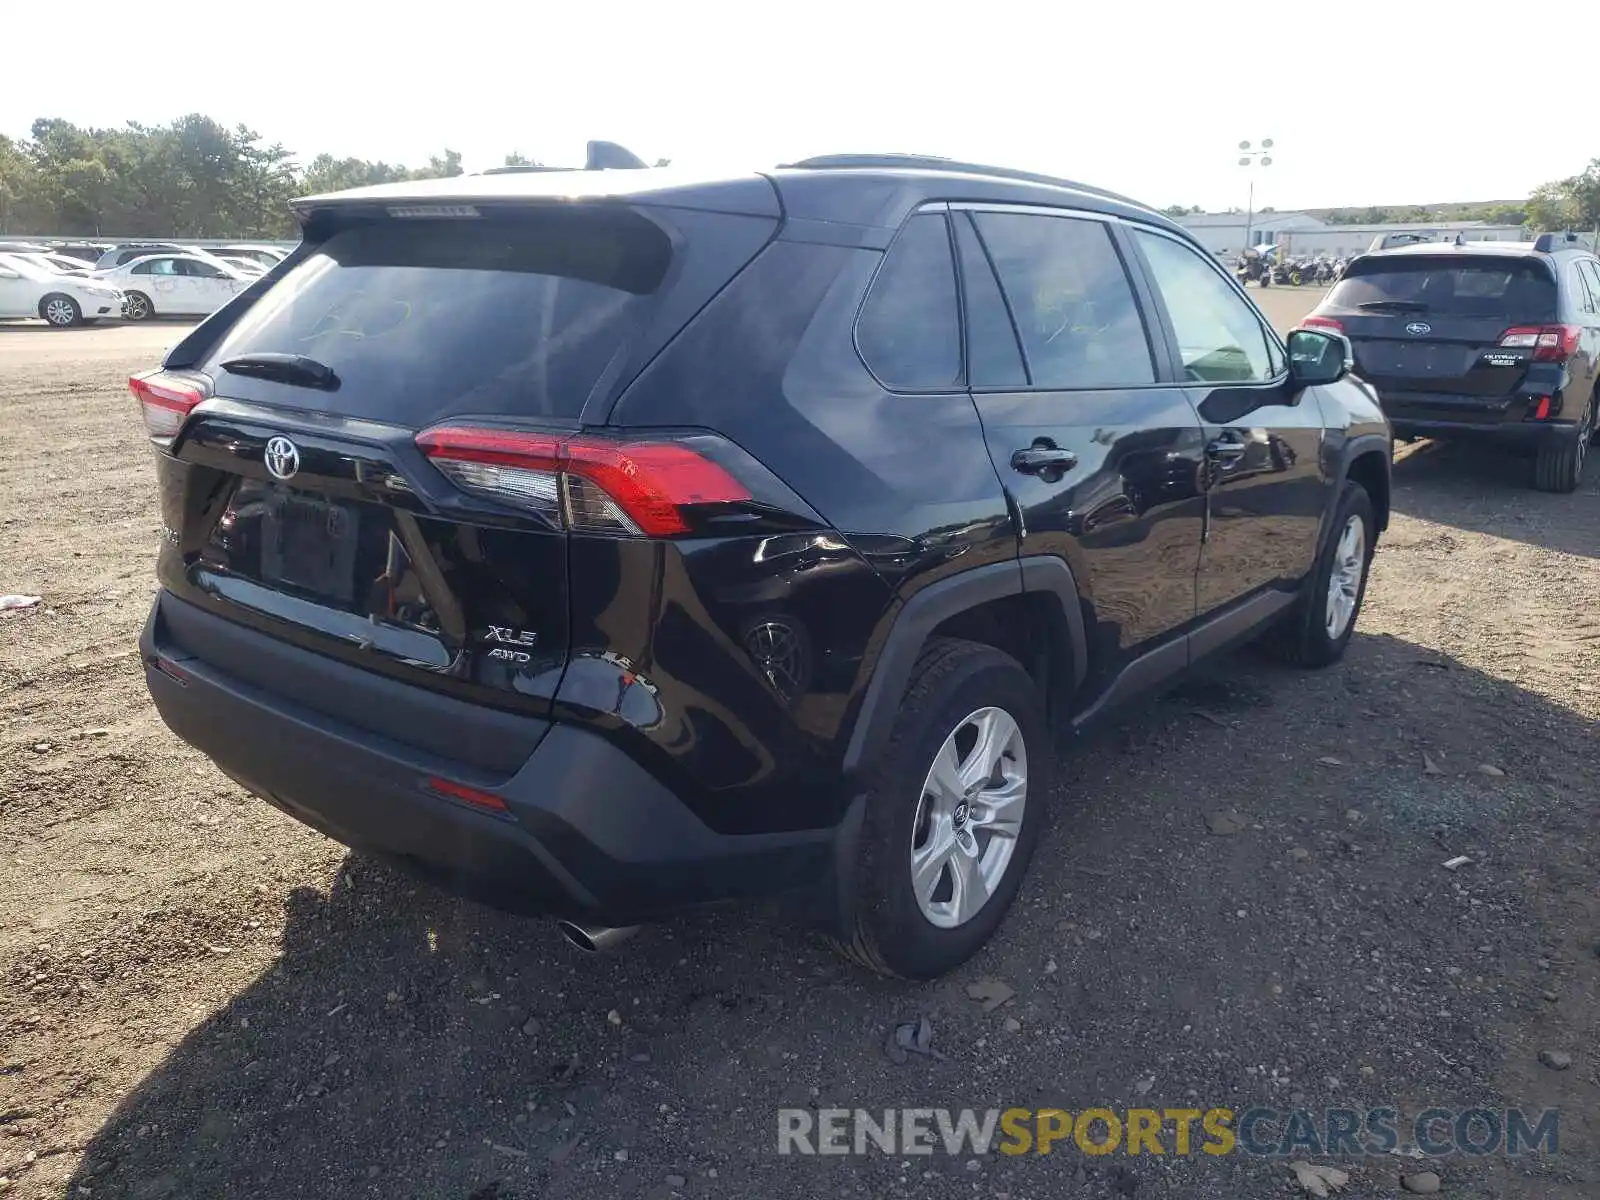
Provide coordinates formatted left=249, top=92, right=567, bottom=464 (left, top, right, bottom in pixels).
left=2, top=299, right=1597, bottom=1200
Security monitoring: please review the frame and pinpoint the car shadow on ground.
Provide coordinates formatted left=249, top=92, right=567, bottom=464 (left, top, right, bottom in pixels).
left=1390, top=439, right=1600, bottom=558
left=64, top=631, right=1599, bottom=1200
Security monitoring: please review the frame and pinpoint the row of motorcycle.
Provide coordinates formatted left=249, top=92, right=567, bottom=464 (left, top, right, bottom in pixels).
left=1234, top=255, right=1348, bottom=288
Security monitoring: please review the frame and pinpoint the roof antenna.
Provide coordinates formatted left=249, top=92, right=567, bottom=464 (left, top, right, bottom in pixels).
left=586, top=141, right=648, bottom=170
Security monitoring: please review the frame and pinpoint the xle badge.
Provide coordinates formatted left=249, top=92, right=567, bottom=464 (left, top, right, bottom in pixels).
left=481, top=626, right=539, bottom=665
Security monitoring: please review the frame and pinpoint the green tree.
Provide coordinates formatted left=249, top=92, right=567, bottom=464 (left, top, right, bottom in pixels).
left=503, top=151, right=543, bottom=168
left=1524, top=182, right=1576, bottom=232
left=0, top=134, right=48, bottom=232
left=300, top=153, right=412, bottom=196
left=414, top=149, right=463, bottom=179
left=1559, top=160, right=1600, bottom=234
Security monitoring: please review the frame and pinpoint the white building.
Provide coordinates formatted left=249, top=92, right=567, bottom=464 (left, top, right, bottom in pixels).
left=1176, top=210, right=1528, bottom=258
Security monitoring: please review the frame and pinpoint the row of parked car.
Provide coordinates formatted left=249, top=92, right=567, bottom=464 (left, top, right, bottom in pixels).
left=0, top=239, right=290, bottom=327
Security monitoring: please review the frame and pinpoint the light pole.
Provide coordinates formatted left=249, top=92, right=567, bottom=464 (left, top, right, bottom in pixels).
left=1238, top=139, right=1274, bottom=254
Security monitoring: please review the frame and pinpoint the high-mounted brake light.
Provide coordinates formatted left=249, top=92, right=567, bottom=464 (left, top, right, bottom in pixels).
left=416, top=426, right=752, bottom=537
left=129, top=372, right=207, bottom=444
left=1498, top=325, right=1580, bottom=362
left=1299, top=315, right=1345, bottom=333
left=387, top=204, right=480, bottom=219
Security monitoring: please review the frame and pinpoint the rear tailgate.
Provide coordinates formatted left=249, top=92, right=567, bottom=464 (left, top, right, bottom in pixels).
left=147, top=199, right=777, bottom=719
left=1322, top=254, right=1558, bottom=421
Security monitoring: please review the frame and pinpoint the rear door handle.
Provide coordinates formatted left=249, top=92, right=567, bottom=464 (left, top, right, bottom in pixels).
left=1206, top=437, right=1248, bottom=461
left=1011, top=443, right=1079, bottom=475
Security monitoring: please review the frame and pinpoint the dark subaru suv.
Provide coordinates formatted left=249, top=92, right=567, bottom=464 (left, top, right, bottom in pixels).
left=134, top=155, right=1390, bottom=978
left=1303, top=233, right=1600, bottom=491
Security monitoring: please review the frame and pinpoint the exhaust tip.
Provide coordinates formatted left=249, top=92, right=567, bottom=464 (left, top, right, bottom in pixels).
left=556, top=920, right=639, bottom=953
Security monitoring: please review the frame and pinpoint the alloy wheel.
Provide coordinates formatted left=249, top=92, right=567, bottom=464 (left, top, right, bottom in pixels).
left=44, top=298, right=76, bottom=327
left=1324, top=514, right=1367, bottom=640
left=909, top=706, right=1028, bottom=929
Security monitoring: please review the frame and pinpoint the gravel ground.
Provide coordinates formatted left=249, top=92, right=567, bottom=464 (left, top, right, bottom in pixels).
left=1, top=301, right=1596, bottom=1200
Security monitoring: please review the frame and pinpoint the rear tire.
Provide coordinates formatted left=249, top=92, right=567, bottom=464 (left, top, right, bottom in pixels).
left=830, top=638, right=1051, bottom=979
left=1267, top=480, right=1375, bottom=669
left=1532, top=396, right=1593, bottom=493
left=40, top=294, right=81, bottom=327
left=124, top=291, right=153, bottom=321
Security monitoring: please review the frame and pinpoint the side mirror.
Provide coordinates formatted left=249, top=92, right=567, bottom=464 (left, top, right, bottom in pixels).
left=1287, top=328, right=1351, bottom=387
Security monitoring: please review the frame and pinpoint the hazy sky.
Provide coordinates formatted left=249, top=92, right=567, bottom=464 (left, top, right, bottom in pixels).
left=2, top=1, right=1578, bottom=213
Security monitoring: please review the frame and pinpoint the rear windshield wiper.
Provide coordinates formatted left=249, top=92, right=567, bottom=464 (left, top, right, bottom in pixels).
left=1355, top=300, right=1429, bottom=313
left=220, top=352, right=340, bottom=391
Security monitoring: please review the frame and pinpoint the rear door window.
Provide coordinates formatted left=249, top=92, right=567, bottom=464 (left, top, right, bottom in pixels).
left=972, top=211, right=1155, bottom=389
left=1327, top=257, right=1557, bottom=322
left=202, top=212, right=674, bottom=424
left=855, top=213, right=962, bottom=391
left=1579, top=260, right=1600, bottom=315
left=1571, top=263, right=1597, bottom=314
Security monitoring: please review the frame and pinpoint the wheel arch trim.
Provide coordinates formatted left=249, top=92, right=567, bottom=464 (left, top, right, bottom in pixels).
left=841, top=556, right=1088, bottom=776
left=1317, top=432, right=1392, bottom=563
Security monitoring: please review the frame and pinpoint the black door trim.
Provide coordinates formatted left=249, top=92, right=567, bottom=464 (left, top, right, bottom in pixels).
left=1068, top=585, right=1296, bottom=732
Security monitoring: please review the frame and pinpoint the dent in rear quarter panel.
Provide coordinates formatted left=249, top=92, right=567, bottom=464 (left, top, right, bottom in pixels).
left=558, top=533, right=890, bottom=836
left=602, top=239, right=1013, bottom=834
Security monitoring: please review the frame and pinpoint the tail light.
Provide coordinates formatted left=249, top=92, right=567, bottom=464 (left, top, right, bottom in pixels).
left=416, top=426, right=751, bottom=537
left=129, top=372, right=207, bottom=445
left=1299, top=315, right=1345, bottom=333
left=1498, top=325, right=1581, bottom=362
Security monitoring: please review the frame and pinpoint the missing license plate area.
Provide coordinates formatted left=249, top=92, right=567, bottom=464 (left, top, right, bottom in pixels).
left=1367, top=341, right=1475, bottom=376
left=261, top=492, right=360, bottom=603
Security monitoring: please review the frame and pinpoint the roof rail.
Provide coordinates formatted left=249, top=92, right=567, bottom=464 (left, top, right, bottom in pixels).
left=1533, top=231, right=1581, bottom=252
left=781, top=153, right=1150, bottom=211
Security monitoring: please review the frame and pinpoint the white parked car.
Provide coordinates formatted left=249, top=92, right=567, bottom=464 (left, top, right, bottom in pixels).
left=207, top=244, right=289, bottom=269
left=215, top=255, right=268, bottom=277
left=15, top=251, right=93, bottom=276
left=0, top=252, right=125, bottom=326
left=95, top=253, right=255, bottom=321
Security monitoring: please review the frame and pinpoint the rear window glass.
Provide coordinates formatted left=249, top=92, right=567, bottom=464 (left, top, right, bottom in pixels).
left=1329, top=257, right=1557, bottom=320
left=204, top=213, right=672, bottom=422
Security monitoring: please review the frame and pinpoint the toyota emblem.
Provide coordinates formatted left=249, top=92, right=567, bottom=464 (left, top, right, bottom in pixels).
left=264, top=436, right=300, bottom=481
left=1405, top=322, right=1432, bottom=336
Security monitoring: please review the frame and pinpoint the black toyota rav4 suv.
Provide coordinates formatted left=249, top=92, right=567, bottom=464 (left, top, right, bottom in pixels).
left=135, top=155, right=1390, bottom=978
left=1303, top=233, right=1600, bottom=491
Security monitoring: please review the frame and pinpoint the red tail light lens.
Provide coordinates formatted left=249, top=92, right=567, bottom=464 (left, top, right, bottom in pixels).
left=1498, top=325, right=1580, bottom=362
left=1299, top=315, right=1345, bottom=333
left=427, top=776, right=508, bottom=813
left=129, top=372, right=207, bottom=444
left=416, top=426, right=751, bottom=537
